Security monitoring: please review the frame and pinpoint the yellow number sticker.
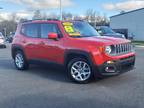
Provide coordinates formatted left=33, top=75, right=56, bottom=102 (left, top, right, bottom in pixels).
left=63, top=22, right=73, bottom=26
left=63, top=22, right=81, bottom=36
left=64, top=26, right=74, bottom=33
left=69, top=32, right=81, bottom=36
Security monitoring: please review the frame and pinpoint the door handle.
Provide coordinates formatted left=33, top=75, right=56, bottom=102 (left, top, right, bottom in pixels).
left=27, top=42, right=34, bottom=46
left=39, top=41, right=45, bottom=45
left=22, top=40, right=26, bottom=43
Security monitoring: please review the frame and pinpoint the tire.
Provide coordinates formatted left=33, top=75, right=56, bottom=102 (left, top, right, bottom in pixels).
left=3, top=45, right=6, bottom=48
left=0, top=45, right=6, bottom=48
left=67, top=58, right=94, bottom=84
left=14, top=50, right=29, bottom=70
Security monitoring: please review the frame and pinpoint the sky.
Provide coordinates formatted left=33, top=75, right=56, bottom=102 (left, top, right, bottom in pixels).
left=0, top=0, right=144, bottom=20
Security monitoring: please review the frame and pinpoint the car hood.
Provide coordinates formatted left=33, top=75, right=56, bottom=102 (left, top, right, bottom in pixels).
left=76, top=36, right=130, bottom=46
left=104, top=33, right=124, bottom=38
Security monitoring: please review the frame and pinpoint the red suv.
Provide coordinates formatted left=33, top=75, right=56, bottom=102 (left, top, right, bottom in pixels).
left=12, top=19, right=135, bottom=83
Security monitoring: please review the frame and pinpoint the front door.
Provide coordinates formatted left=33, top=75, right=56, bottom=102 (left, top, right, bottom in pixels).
left=37, top=23, right=64, bottom=64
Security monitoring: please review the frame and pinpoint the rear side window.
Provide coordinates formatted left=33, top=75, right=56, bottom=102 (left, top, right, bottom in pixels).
left=40, top=23, right=61, bottom=38
left=21, top=23, right=39, bottom=38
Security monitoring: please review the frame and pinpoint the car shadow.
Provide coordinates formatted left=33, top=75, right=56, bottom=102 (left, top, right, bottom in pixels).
left=0, top=59, right=136, bottom=84
left=0, top=59, right=70, bottom=83
left=27, top=64, right=71, bottom=83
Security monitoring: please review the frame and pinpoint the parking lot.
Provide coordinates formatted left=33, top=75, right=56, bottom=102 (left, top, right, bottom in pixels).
left=0, top=44, right=144, bottom=108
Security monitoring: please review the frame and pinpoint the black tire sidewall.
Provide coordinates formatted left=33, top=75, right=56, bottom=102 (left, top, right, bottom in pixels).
left=67, top=58, right=94, bottom=84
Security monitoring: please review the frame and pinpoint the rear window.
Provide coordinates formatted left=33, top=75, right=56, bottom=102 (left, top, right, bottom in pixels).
left=21, top=23, right=39, bottom=38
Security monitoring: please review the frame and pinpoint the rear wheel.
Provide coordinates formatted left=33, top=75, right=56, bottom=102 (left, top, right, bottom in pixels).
left=14, top=51, right=29, bottom=70
left=4, top=45, right=6, bottom=48
left=67, top=58, right=94, bottom=84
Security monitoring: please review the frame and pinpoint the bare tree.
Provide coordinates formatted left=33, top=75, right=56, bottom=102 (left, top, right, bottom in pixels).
left=19, top=18, right=28, bottom=23
left=85, top=9, right=109, bottom=26
left=32, top=10, right=42, bottom=20
left=42, top=12, right=48, bottom=19
left=0, top=13, right=17, bottom=37
left=85, top=9, right=96, bottom=22
left=47, top=13, right=58, bottom=19
left=0, top=20, right=17, bottom=37
left=62, top=12, right=73, bottom=20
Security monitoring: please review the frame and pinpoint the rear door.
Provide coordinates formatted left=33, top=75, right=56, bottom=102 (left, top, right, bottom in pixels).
left=21, top=23, right=40, bottom=59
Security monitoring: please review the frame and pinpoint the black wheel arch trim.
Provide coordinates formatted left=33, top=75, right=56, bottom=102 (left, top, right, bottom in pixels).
left=64, top=49, right=94, bottom=66
left=11, top=44, right=25, bottom=59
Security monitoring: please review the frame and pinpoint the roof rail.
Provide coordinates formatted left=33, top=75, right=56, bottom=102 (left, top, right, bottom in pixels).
left=20, top=20, right=33, bottom=23
left=46, top=18, right=59, bottom=21
left=74, top=19, right=84, bottom=21
left=20, top=18, right=60, bottom=23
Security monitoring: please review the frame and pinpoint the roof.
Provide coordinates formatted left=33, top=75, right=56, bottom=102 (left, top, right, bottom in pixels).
left=20, top=19, right=85, bottom=24
left=110, top=8, right=144, bottom=18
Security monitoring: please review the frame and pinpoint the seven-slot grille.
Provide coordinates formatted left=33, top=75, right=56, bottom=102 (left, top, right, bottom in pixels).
left=113, top=43, right=133, bottom=55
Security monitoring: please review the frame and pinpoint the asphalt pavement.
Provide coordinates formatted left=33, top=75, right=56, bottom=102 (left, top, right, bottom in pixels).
left=0, top=44, right=144, bottom=108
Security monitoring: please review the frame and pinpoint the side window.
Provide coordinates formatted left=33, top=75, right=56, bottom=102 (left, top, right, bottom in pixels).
left=21, top=23, right=39, bottom=38
left=40, top=23, right=61, bottom=38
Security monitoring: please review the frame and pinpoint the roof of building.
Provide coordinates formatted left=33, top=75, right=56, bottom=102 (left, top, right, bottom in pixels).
left=110, top=8, right=144, bottom=18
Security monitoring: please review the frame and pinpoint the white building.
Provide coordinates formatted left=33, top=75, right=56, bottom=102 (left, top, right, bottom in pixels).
left=110, top=8, right=144, bottom=41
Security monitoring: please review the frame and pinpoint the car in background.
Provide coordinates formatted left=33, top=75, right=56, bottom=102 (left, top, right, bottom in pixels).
left=96, top=26, right=125, bottom=39
left=0, top=32, right=6, bottom=48
left=6, top=32, right=15, bottom=43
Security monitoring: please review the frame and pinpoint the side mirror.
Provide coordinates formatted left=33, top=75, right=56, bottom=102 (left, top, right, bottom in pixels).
left=48, top=33, right=58, bottom=40
left=98, top=30, right=103, bottom=35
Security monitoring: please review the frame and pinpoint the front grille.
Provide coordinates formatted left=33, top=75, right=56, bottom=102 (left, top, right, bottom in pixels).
left=111, top=43, right=134, bottom=56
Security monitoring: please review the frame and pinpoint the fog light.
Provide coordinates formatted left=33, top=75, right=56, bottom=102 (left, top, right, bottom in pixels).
left=105, top=66, right=116, bottom=73
left=107, top=61, right=114, bottom=64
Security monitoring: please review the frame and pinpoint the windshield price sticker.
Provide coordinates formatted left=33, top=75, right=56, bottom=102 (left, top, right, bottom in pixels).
left=69, top=33, right=81, bottom=36
left=63, top=22, right=74, bottom=33
left=64, top=26, right=74, bottom=33
left=63, top=22, right=81, bottom=36
left=63, top=22, right=73, bottom=26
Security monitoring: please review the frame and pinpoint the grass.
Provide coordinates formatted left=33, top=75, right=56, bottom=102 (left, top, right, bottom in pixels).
left=132, top=41, right=144, bottom=46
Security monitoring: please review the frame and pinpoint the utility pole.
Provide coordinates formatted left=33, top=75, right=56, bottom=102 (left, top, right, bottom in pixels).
left=60, top=0, right=63, bottom=20
left=4, top=28, right=7, bottom=37
left=0, top=7, right=3, bottom=23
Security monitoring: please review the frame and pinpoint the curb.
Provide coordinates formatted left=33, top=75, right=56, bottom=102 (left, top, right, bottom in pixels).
left=135, top=45, right=144, bottom=48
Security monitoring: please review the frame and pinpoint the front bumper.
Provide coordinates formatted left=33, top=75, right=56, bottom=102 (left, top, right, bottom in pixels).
left=97, top=55, right=135, bottom=76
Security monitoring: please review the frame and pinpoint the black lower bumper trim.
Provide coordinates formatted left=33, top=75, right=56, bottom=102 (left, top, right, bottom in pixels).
left=97, top=55, right=135, bottom=76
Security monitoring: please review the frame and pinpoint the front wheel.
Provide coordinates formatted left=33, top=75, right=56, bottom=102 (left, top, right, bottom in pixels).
left=67, top=58, right=94, bottom=84
left=14, top=51, right=29, bottom=70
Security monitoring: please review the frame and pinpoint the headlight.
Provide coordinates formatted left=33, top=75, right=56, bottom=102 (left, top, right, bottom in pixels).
left=105, top=46, right=112, bottom=54
left=0, top=39, right=4, bottom=43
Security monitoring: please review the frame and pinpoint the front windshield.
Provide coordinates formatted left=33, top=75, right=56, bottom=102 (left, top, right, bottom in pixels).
left=63, top=21, right=100, bottom=37
left=0, top=33, right=4, bottom=38
left=102, top=27, right=115, bottom=34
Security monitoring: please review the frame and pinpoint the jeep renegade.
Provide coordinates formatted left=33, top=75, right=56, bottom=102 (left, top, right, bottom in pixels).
left=11, top=20, right=135, bottom=83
